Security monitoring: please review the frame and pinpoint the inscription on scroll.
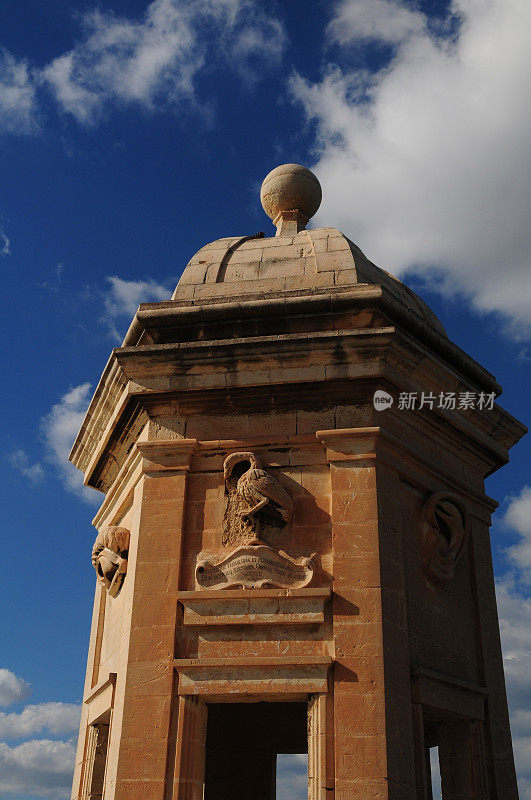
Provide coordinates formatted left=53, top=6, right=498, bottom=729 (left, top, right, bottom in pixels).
left=195, top=544, right=316, bottom=590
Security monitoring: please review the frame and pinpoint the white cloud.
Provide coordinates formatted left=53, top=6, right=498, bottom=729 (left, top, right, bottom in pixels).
left=41, top=383, right=98, bottom=503
left=41, top=0, right=203, bottom=125
left=276, top=753, right=307, bottom=800
left=0, top=738, right=76, bottom=799
left=103, top=275, right=171, bottom=341
left=328, top=0, right=425, bottom=45
left=105, top=275, right=169, bottom=318
left=505, top=485, right=531, bottom=534
left=0, top=672, right=79, bottom=798
left=291, top=0, right=531, bottom=336
left=42, top=52, right=100, bottom=126
left=0, top=48, right=38, bottom=135
left=505, top=486, right=531, bottom=579
left=494, top=486, right=531, bottom=797
left=7, top=449, right=44, bottom=484
left=511, top=708, right=531, bottom=739
left=496, top=577, right=531, bottom=797
left=0, top=670, right=30, bottom=708
left=231, top=18, right=287, bottom=84
left=1, top=0, right=285, bottom=129
left=0, top=702, right=80, bottom=740
left=0, top=230, right=10, bottom=256
left=497, top=577, right=531, bottom=711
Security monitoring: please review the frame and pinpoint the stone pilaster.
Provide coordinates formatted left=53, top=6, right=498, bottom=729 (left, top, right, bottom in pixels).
left=174, top=696, right=207, bottom=800
left=308, top=693, right=329, bottom=800
left=107, top=439, right=197, bottom=800
left=318, top=427, right=416, bottom=800
left=318, top=428, right=383, bottom=798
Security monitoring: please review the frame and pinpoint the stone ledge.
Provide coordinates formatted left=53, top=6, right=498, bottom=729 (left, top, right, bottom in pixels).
left=177, top=587, right=331, bottom=600
left=177, top=588, right=331, bottom=627
left=84, top=671, right=117, bottom=704
left=174, top=656, right=332, bottom=668
left=84, top=672, right=116, bottom=726
left=174, top=656, right=332, bottom=697
left=411, top=665, right=488, bottom=720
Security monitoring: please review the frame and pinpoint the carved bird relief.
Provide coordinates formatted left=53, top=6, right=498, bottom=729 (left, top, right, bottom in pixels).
left=223, top=452, right=294, bottom=537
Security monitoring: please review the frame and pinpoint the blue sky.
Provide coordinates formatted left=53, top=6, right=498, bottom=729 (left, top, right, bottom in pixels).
left=0, top=0, right=529, bottom=797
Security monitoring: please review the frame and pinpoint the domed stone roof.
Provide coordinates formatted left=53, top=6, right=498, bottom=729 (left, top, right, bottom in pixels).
left=172, top=163, right=446, bottom=337
left=172, top=227, right=447, bottom=339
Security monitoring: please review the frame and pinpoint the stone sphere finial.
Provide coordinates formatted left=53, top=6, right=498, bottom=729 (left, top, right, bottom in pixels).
left=260, top=164, right=322, bottom=236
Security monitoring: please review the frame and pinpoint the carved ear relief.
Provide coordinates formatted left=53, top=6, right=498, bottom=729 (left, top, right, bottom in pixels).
left=420, top=492, right=469, bottom=587
left=91, top=526, right=130, bottom=597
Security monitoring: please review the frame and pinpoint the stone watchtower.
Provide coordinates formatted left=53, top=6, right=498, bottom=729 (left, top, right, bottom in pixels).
left=69, top=164, right=525, bottom=800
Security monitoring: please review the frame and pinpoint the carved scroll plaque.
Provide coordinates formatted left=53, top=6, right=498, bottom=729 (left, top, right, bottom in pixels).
left=195, top=544, right=316, bottom=590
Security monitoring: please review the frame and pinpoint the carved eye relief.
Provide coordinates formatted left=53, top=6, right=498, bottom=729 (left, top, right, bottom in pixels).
left=421, top=492, right=470, bottom=587
left=231, top=460, right=251, bottom=480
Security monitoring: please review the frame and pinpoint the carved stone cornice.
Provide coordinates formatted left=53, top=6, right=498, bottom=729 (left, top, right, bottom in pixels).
left=314, top=426, right=502, bottom=515
left=69, top=359, right=128, bottom=474
left=316, top=426, right=383, bottom=463
left=122, top=286, right=501, bottom=396
left=137, top=439, right=198, bottom=473
left=68, top=288, right=526, bottom=496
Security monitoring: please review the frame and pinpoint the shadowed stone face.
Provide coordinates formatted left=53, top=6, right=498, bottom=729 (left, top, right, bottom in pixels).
left=96, top=550, right=120, bottom=586
left=91, top=525, right=130, bottom=597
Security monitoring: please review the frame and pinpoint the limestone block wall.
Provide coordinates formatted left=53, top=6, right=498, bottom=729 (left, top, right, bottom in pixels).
left=69, top=408, right=520, bottom=800
left=68, top=350, right=523, bottom=800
